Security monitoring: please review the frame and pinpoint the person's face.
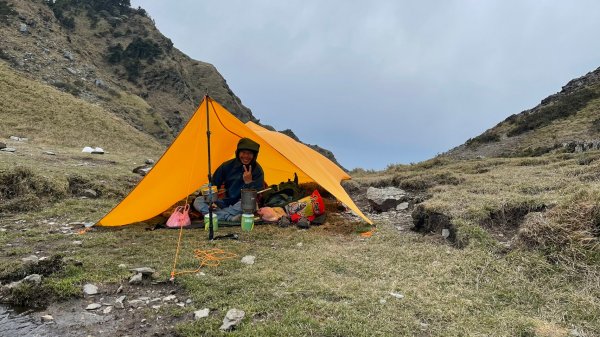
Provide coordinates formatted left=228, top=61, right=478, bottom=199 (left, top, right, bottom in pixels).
left=239, top=150, right=254, bottom=165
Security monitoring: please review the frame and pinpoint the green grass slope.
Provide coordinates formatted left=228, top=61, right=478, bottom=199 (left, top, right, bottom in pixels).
left=0, top=61, right=164, bottom=155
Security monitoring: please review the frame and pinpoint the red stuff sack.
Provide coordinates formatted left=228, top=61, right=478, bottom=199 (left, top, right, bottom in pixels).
left=285, top=190, right=325, bottom=223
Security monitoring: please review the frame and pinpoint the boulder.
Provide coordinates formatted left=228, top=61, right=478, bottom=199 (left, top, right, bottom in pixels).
left=220, top=308, right=245, bottom=331
left=366, top=187, right=408, bottom=212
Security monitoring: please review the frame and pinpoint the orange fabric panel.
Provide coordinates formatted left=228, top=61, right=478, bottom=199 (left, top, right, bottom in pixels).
left=246, top=122, right=371, bottom=224
left=98, top=97, right=371, bottom=226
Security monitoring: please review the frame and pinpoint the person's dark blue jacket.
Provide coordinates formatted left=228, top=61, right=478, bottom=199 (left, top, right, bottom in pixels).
left=212, top=138, right=264, bottom=207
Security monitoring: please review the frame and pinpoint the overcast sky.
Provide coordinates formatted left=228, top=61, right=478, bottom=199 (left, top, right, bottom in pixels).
left=130, top=0, right=600, bottom=170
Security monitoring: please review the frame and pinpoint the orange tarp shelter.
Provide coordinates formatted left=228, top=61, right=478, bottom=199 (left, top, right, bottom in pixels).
left=97, top=96, right=371, bottom=226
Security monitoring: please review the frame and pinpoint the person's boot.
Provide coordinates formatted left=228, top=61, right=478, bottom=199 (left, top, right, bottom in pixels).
left=278, top=216, right=290, bottom=228
left=297, top=217, right=310, bottom=229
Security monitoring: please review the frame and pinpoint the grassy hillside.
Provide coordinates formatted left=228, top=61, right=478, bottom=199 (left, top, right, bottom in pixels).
left=0, top=61, right=164, bottom=154
left=450, top=67, right=600, bottom=159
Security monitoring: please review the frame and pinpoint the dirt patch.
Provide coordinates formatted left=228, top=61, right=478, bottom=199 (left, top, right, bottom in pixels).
left=411, top=205, right=456, bottom=241
left=480, top=204, right=547, bottom=244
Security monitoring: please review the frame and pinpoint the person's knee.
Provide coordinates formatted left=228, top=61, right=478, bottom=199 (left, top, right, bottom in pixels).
left=193, top=198, right=209, bottom=213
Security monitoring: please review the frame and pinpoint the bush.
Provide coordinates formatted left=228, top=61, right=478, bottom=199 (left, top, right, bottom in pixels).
left=508, top=88, right=600, bottom=137
left=107, top=43, right=124, bottom=64
left=465, top=131, right=501, bottom=147
left=52, top=81, right=81, bottom=96
left=0, top=0, right=16, bottom=24
left=124, top=37, right=161, bottom=61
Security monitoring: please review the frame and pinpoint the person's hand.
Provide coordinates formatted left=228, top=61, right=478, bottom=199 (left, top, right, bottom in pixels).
left=243, top=165, right=253, bottom=184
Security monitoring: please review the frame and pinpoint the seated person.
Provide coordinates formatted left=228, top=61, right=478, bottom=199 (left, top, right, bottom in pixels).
left=193, top=138, right=264, bottom=221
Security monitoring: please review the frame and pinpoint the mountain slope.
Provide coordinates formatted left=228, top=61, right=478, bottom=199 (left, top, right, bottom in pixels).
left=446, top=67, right=600, bottom=158
left=0, top=60, right=164, bottom=154
left=0, top=0, right=344, bottom=167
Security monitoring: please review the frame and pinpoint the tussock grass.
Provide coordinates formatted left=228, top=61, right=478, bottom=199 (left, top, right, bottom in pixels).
left=356, top=152, right=600, bottom=271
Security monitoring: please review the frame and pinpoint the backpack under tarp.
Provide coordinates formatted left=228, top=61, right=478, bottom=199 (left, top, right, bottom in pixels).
left=262, top=173, right=306, bottom=207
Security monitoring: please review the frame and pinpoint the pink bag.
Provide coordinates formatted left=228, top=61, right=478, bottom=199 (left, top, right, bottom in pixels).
left=166, top=204, right=191, bottom=228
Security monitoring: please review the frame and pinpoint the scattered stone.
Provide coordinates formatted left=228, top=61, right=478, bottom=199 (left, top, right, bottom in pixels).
left=65, top=67, right=77, bottom=75
left=72, top=240, right=83, bottom=246
left=152, top=305, right=161, bottom=310
left=102, top=306, right=113, bottom=314
left=390, top=292, right=404, bottom=299
left=219, top=308, right=245, bottom=331
left=194, top=308, right=210, bottom=320
left=42, top=151, right=56, bottom=155
left=129, top=273, right=143, bottom=284
left=195, top=272, right=206, bottom=277
left=379, top=298, right=387, bottom=304
left=570, top=329, right=582, bottom=336
left=115, top=285, right=123, bottom=294
left=24, top=274, right=42, bottom=284
left=85, top=303, right=102, bottom=310
left=128, top=299, right=144, bottom=308
left=241, top=255, right=255, bottom=265
left=19, top=23, right=28, bottom=33
left=441, top=229, right=450, bottom=239
left=133, top=165, right=152, bottom=176
left=176, top=302, right=185, bottom=307
left=296, top=242, right=303, bottom=247
left=1, top=147, right=16, bottom=152
left=91, top=147, right=104, bottom=154
left=115, top=295, right=126, bottom=309
left=118, top=264, right=127, bottom=269
left=22, top=255, right=39, bottom=263
left=63, top=51, right=74, bottom=61
left=162, top=295, right=176, bottom=302
left=82, top=146, right=104, bottom=154
left=185, top=299, right=192, bottom=304
left=83, top=284, right=98, bottom=295
left=396, top=202, right=409, bottom=211
left=10, top=136, right=27, bottom=141
left=145, top=158, right=155, bottom=165
left=130, top=267, right=155, bottom=275
left=41, top=314, right=54, bottom=323
left=82, top=189, right=97, bottom=198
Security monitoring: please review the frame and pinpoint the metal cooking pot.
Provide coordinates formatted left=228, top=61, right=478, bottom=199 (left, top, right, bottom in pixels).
left=241, top=189, right=257, bottom=213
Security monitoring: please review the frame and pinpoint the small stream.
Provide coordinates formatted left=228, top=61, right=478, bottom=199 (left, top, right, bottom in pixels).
left=0, top=305, right=51, bottom=337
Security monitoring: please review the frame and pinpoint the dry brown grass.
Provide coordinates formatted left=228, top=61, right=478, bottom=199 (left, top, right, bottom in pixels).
left=0, top=61, right=164, bottom=154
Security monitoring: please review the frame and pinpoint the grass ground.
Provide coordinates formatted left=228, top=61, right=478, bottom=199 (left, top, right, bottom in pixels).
left=1, top=139, right=599, bottom=336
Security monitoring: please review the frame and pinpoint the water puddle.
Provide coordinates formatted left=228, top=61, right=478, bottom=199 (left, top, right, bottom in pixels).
left=0, top=305, right=51, bottom=336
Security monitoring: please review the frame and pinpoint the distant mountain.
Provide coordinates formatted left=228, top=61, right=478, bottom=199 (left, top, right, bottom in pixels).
left=0, top=0, right=343, bottom=167
left=446, top=67, right=600, bottom=159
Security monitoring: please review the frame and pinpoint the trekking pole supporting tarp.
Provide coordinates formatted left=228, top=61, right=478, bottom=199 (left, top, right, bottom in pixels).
left=205, top=94, right=215, bottom=240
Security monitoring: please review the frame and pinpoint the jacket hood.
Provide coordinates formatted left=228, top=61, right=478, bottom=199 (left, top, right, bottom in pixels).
left=236, top=138, right=260, bottom=162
